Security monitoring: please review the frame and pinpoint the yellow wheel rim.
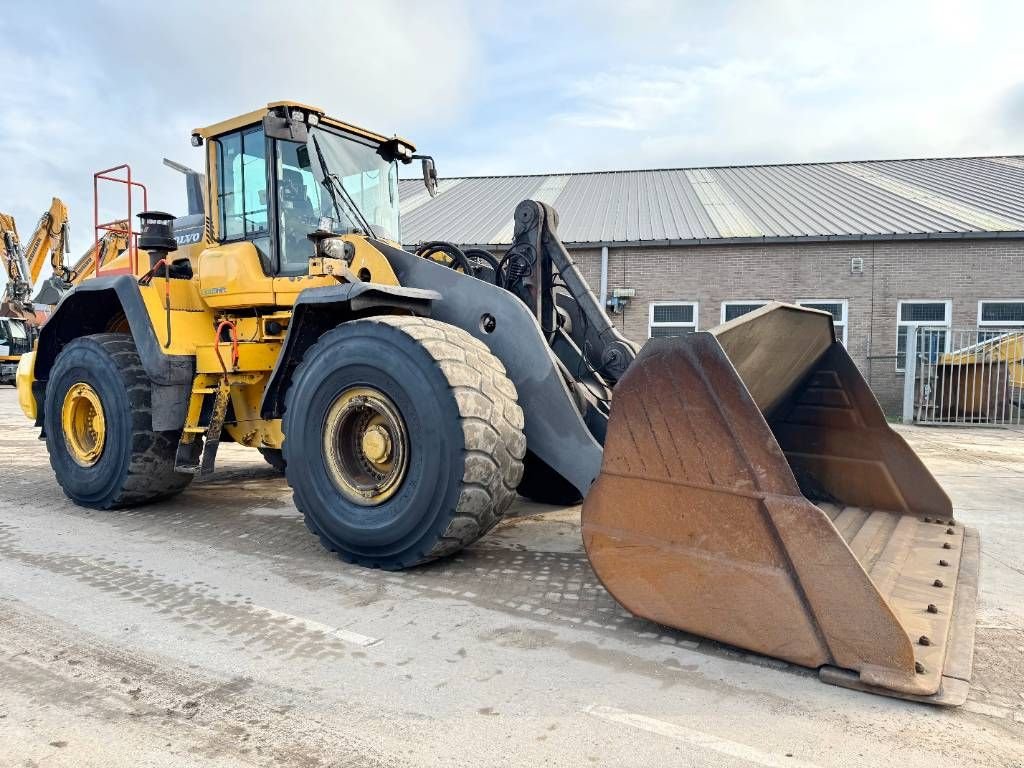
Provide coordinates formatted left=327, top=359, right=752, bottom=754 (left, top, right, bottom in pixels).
left=323, top=386, right=409, bottom=506
left=61, top=382, right=106, bottom=467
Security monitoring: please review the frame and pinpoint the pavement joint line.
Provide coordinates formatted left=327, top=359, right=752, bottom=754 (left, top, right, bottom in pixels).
left=584, top=705, right=823, bottom=768
left=254, top=606, right=381, bottom=647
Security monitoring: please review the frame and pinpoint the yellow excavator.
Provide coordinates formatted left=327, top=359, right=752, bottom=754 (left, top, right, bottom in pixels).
left=15, top=101, right=979, bottom=705
left=1, top=200, right=128, bottom=382
left=33, top=220, right=131, bottom=305
left=1, top=199, right=70, bottom=381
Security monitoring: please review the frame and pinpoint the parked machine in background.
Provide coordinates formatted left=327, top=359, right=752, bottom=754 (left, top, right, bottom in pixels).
left=2, top=198, right=70, bottom=312
left=15, top=101, right=980, bottom=705
left=0, top=315, right=32, bottom=384
left=1, top=199, right=69, bottom=379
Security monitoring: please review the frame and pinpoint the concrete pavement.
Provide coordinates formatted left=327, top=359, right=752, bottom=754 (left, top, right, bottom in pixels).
left=0, top=389, right=1022, bottom=767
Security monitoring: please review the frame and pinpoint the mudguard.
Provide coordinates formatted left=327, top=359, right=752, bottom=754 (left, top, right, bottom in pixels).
left=259, top=281, right=439, bottom=419
left=31, top=276, right=194, bottom=429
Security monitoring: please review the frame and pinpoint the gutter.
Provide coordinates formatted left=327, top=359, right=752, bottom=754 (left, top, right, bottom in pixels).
left=405, top=230, right=1024, bottom=251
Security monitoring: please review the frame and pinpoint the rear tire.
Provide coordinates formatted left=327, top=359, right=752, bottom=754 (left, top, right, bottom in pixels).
left=282, top=316, right=526, bottom=569
left=44, top=333, right=192, bottom=509
left=258, top=447, right=286, bottom=473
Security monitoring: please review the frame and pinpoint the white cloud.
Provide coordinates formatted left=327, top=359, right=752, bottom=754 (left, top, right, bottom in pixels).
left=3, top=0, right=1023, bottom=295
left=1, top=0, right=481, bottom=284
left=462, top=0, right=1024, bottom=175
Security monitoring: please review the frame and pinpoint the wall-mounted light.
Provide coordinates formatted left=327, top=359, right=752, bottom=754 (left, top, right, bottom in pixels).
left=606, top=287, right=636, bottom=314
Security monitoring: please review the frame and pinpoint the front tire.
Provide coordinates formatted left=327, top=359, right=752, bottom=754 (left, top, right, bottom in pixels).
left=282, top=316, right=526, bottom=569
left=44, top=333, right=192, bottom=509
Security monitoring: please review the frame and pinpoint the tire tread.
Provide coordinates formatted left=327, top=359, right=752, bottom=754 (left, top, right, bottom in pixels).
left=283, top=316, right=525, bottom=567
left=48, top=333, right=191, bottom=509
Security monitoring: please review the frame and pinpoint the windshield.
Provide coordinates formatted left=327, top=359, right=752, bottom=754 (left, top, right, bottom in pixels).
left=305, top=127, right=400, bottom=241
left=273, top=126, right=403, bottom=275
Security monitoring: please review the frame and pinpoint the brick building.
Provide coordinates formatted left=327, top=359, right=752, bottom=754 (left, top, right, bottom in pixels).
left=399, top=157, right=1024, bottom=415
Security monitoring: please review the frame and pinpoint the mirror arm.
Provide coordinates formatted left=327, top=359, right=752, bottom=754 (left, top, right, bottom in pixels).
left=412, top=154, right=439, bottom=198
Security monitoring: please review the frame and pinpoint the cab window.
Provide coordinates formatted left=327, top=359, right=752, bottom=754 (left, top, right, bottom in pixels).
left=215, top=127, right=269, bottom=243
left=276, top=140, right=324, bottom=275
left=8, top=320, right=27, bottom=340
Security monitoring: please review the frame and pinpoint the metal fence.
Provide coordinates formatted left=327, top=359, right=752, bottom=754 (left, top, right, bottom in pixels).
left=903, top=326, right=1024, bottom=426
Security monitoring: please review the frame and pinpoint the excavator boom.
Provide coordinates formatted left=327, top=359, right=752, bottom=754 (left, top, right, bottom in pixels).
left=33, top=220, right=129, bottom=305
left=1, top=212, right=35, bottom=322
left=2, top=199, right=70, bottom=316
left=24, top=197, right=69, bottom=287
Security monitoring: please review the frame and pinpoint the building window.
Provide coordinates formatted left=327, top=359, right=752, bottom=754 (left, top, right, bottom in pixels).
left=721, top=301, right=766, bottom=323
left=896, top=300, right=951, bottom=371
left=798, top=300, right=848, bottom=345
left=977, top=300, right=1024, bottom=341
left=649, top=302, right=698, bottom=338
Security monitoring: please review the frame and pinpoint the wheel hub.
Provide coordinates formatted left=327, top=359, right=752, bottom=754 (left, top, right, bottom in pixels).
left=61, top=382, right=106, bottom=467
left=323, top=387, right=408, bottom=506
left=360, top=424, right=392, bottom=464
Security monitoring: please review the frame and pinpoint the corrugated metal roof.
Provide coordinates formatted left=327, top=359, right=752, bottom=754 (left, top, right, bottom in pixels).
left=398, top=156, right=1024, bottom=248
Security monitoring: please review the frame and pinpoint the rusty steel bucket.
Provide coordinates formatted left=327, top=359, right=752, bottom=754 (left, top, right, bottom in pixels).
left=582, top=302, right=979, bottom=704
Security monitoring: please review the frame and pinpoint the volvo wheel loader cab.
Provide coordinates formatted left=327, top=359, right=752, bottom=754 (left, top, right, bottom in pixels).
left=18, top=100, right=979, bottom=704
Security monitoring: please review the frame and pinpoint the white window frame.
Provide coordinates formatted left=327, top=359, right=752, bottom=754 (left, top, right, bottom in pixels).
left=977, top=299, right=1024, bottom=335
left=896, top=299, right=951, bottom=372
left=720, top=300, right=767, bottom=324
left=797, top=299, right=848, bottom=346
left=648, top=301, right=699, bottom=338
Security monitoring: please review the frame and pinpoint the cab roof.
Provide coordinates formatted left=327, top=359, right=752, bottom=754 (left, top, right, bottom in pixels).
left=191, top=100, right=415, bottom=151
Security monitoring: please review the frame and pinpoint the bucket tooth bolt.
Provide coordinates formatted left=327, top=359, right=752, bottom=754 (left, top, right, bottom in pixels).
left=933, top=579, right=944, bottom=588
left=927, top=604, right=938, bottom=614
left=919, top=636, right=931, bottom=646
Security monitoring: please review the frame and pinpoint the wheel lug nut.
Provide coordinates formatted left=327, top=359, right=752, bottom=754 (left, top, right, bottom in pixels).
left=933, top=579, right=944, bottom=588
left=927, top=604, right=938, bottom=614
left=919, top=636, right=931, bottom=646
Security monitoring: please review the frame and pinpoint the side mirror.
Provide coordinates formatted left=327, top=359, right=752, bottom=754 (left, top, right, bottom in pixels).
left=263, top=110, right=308, bottom=144
left=420, top=156, right=438, bottom=198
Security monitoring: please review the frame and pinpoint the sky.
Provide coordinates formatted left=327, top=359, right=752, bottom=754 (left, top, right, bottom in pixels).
left=2, top=0, right=1024, bottom=271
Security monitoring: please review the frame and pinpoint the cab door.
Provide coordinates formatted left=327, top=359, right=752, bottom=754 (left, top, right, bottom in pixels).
left=269, top=136, right=336, bottom=304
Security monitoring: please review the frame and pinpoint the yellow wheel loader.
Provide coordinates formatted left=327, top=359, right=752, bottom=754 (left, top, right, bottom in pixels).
left=16, top=102, right=979, bottom=705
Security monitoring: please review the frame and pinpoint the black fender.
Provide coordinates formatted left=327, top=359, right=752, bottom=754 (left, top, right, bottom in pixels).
left=33, top=276, right=194, bottom=430
left=259, top=282, right=439, bottom=419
